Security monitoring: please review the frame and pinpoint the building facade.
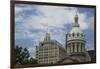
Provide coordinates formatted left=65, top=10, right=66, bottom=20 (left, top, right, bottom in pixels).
left=36, top=12, right=91, bottom=64
left=66, top=12, right=90, bottom=62
left=36, top=33, right=66, bottom=64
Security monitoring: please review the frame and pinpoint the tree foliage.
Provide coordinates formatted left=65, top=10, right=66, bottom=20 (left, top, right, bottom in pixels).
left=15, top=45, right=37, bottom=65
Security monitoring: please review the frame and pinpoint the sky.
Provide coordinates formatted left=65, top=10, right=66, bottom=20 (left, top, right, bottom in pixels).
left=15, top=4, right=95, bottom=58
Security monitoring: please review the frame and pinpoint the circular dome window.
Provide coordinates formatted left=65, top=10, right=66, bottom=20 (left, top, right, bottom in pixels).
left=72, top=33, right=75, bottom=37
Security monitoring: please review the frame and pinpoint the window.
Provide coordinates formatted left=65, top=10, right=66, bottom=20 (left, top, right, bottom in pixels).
left=72, top=33, right=75, bottom=37
left=77, top=33, right=79, bottom=37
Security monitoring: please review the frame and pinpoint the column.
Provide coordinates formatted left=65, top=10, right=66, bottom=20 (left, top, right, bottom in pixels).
left=81, top=43, right=84, bottom=52
left=73, top=43, right=74, bottom=52
left=69, top=44, right=71, bottom=53
left=75, top=43, right=77, bottom=52
left=67, top=45, right=69, bottom=53
left=82, top=43, right=85, bottom=52
left=67, top=44, right=70, bottom=54
left=69, top=43, right=70, bottom=53
left=71, top=43, right=73, bottom=53
left=77, top=42, right=78, bottom=52
left=79, top=42, right=81, bottom=52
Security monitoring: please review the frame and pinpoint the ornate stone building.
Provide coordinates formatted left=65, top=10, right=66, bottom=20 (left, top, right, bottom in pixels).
left=36, top=12, right=91, bottom=64
left=36, top=33, right=66, bottom=64
left=65, top=12, right=91, bottom=62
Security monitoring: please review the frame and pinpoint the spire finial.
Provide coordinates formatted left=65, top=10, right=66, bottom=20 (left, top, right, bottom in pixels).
left=44, top=32, right=51, bottom=42
left=73, top=8, right=79, bottom=27
left=75, top=8, right=78, bottom=23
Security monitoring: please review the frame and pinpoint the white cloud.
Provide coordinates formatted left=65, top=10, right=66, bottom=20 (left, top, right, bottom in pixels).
left=27, top=6, right=76, bottom=29
left=86, top=43, right=94, bottom=50
left=14, top=4, right=95, bottom=58
left=15, top=5, right=93, bottom=32
left=78, top=13, right=88, bottom=30
left=15, top=4, right=94, bottom=49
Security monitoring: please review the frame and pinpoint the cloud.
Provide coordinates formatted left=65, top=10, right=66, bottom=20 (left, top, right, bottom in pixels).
left=15, top=4, right=93, bottom=32
left=86, top=43, right=94, bottom=50
left=15, top=4, right=94, bottom=57
left=15, top=4, right=93, bottom=39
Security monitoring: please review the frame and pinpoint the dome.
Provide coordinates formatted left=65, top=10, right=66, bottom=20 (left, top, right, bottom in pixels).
left=67, top=23, right=85, bottom=41
left=67, top=12, right=85, bottom=41
left=70, top=27, right=82, bottom=34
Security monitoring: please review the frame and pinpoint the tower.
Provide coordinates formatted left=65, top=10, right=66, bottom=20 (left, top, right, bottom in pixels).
left=66, top=11, right=90, bottom=62
left=44, top=32, right=51, bottom=42
left=36, top=32, right=66, bottom=64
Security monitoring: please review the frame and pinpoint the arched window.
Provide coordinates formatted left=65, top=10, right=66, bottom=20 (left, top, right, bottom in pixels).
left=72, top=33, right=75, bottom=37
left=77, top=33, right=79, bottom=37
